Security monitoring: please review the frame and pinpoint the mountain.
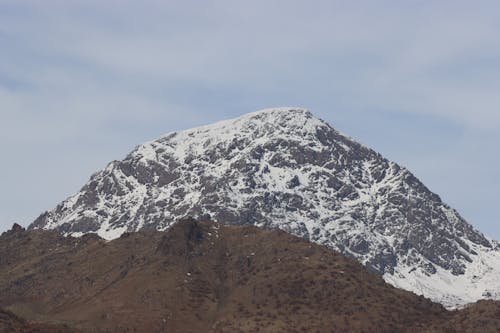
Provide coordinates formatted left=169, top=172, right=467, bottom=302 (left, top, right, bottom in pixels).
left=29, top=107, right=500, bottom=308
left=4, top=219, right=500, bottom=332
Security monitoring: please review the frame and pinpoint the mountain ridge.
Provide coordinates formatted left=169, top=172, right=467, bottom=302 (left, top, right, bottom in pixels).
left=4, top=219, right=500, bottom=332
left=29, top=107, right=500, bottom=308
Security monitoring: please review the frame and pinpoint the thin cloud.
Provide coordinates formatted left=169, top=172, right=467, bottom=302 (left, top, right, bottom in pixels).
left=0, top=0, right=499, bottom=236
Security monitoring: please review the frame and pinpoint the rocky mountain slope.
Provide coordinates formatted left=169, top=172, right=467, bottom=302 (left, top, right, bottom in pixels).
left=30, top=108, right=500, bottom=307
left=3, top=220, right=500, bottom=333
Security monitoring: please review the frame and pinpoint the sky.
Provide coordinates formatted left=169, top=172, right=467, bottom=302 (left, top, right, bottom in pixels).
left=0, top=0, right=499, bottom=238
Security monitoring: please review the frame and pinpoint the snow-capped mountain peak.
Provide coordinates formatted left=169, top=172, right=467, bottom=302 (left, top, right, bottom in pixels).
left=30, top=107, right=500, bottom=308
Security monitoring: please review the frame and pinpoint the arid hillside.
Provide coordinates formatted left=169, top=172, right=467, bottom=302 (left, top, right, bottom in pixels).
left=0, top=307, right=79, bottom=333
left=0, top=220, right=499, bottom=333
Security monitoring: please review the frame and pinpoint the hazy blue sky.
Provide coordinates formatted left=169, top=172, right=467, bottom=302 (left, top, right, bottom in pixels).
left=1, top=1, right=499, bottom=238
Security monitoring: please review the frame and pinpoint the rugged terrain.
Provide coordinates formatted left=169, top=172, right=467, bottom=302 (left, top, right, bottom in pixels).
left=2, top=220, right=500, bottom=333
left=30, top=108, right=500, bottom=307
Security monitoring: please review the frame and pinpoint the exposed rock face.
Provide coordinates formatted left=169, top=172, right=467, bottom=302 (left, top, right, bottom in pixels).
left=29, top=108, right=500, bottom=307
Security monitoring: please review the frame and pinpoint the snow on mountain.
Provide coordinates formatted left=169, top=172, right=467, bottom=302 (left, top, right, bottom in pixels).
left=30, top=107, right=500, bottom=308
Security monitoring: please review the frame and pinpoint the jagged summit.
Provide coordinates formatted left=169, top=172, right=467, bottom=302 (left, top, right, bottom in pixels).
left=29, top=108, right=500, bottom=308
left=221, top=106, right=312, bottom=118
left=165, top=107, right=315, bottom=134
left=124, top=107, right=328, bottom=168
left=1, top=223, right=25, bottom=238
